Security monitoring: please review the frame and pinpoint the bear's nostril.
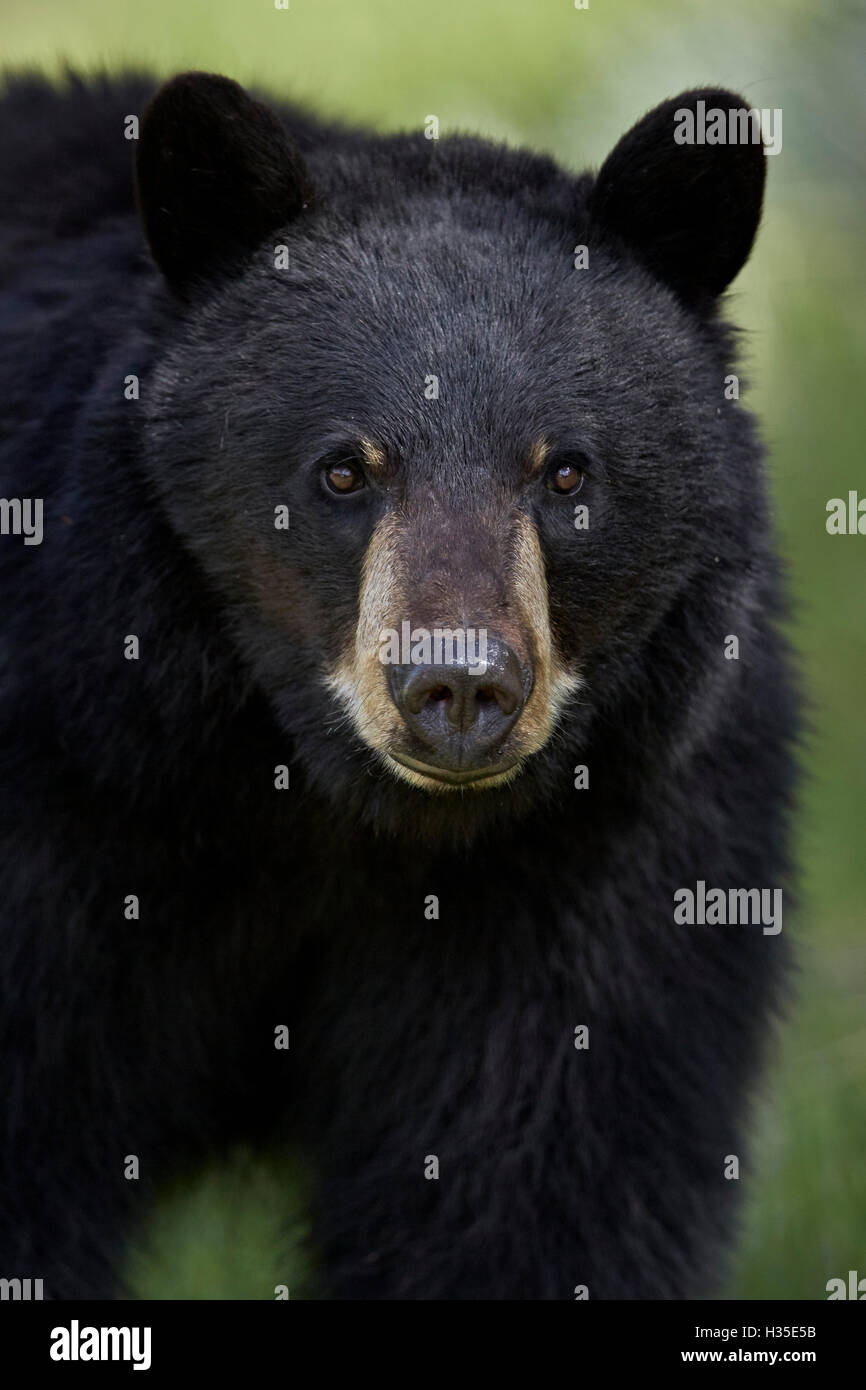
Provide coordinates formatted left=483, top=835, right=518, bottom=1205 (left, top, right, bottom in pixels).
left=477, top=684, right=517, bottom=715
left=405, top=681, right=451, bottom=715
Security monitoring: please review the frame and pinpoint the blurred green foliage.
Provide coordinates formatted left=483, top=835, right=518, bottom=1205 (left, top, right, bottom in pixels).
left=8, top=0, right=864, bottom=1300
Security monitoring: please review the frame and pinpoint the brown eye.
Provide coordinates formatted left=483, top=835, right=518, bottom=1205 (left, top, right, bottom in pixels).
left=324, top=459, right=365, bottom=495
left=547, top=460, right=585, bottom=495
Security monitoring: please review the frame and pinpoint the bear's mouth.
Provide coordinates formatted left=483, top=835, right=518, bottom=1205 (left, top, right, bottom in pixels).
left=386, top=751, right=522, bottom=790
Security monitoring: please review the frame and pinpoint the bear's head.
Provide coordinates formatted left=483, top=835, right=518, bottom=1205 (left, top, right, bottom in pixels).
left=136, top=74, right=768, bottom=839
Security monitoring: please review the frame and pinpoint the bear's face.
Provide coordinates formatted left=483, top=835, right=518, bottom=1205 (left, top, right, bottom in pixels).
left=138, top=75, right=766, bottom=833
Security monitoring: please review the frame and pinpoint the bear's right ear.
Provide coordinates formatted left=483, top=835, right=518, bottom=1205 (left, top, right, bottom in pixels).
left=135, top=72, right=314, bottom=296
left=589, top=89, right=766, bottom=306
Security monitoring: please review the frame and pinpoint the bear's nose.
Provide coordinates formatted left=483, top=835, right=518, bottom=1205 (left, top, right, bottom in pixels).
left=386, top=634, right=530, bottom=772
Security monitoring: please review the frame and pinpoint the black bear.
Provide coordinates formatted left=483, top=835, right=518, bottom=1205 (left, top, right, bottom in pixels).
left=0, top=71, right=797, bottom=1300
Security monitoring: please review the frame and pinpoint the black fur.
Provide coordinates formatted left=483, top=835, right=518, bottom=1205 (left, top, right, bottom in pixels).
left=0, top=71, right=798, bottom=1299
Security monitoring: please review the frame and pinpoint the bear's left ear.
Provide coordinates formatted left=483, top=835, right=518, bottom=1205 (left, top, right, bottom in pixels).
left=135, top=72, right=315, bottom=296
left=589, top=89, right=766, bottom=305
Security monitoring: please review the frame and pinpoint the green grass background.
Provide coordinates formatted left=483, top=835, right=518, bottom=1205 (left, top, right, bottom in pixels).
left=7, top=0, right=864, bottom=1299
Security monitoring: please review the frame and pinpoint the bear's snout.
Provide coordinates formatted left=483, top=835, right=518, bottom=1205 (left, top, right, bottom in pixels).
left=386, top=633, right=530, bottom=780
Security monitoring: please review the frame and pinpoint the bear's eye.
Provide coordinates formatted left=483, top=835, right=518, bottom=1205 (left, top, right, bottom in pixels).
left=323, top=456, right=366, bottom=496
left=546, top=459, right=585, bottom=496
